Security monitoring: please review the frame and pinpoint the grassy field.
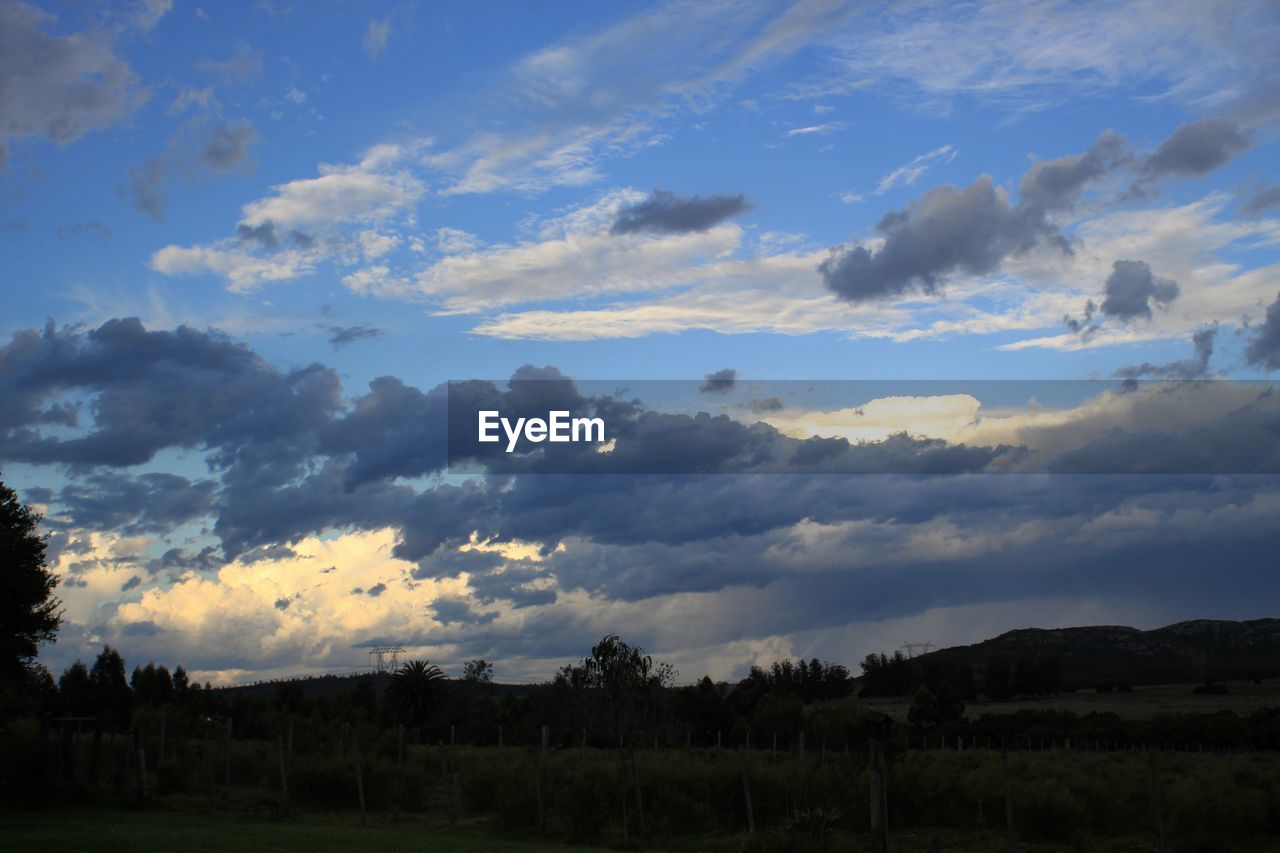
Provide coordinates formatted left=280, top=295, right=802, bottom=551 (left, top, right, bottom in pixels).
left=0, top=806, right=614, bottom=853
left=862, top=679, right=1280, bottom=721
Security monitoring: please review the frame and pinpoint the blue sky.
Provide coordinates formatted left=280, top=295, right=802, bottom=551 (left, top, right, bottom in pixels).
left=3, top=0, right=1280, bottom=684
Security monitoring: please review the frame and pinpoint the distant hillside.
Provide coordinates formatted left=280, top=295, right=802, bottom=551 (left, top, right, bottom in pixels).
left=916, top=618, right=1280, bottom=687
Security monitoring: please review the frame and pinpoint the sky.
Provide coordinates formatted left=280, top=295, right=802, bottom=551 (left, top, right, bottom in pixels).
left=2, top=0, right=1280, bottom=685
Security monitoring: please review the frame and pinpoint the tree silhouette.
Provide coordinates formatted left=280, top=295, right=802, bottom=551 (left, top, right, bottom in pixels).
left=90, top=646, right=132, bottom=727
left=386, top=660, right=446, bottom=729
left=0, top=476, right=61, bottom=689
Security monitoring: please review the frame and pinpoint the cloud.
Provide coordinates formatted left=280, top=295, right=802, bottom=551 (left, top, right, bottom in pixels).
left=363, top=17, right=391, bottom=59
left=1139, top=117, right=1250, bottom=180
left=872, top=144, right=958, bottom=195
left=699, top=368, right=738, bottom=395
left=786, top=122, right=845, bottom=137
left=1099, top=259, right=1179, bottom=321
left=0, top=318, right=342, bottom=468
left=1114, top=325, right=1217, bottom=381
left=831, top=0, right=1278, bottom=114
left=238, top=144, right=423, bottom=230
left=49, top=472, right=218, bottom=535
left=1245, top=292, right=1280, bottom=370
left=1019, top=130, right=1128, bottom=213
left=121, top=575, right=142, bottom=592
left=424, top=0, right=851, bottom=194
left=1242, top=184, right=1280, bottom=217
left=430, top=596, right=498, bottom=626
left=199, top=120, right=257, bottom=171
left=322, top=323, right=383, bottom=349
left=610, top=190, right=751, bottom=235
left=196, top=41, right=262, bottom=83
left=820, top=175, right=1060, bottom=302
left=122, top=119, right=259, bottom=219
left=0, top=0, right=147, bottom=159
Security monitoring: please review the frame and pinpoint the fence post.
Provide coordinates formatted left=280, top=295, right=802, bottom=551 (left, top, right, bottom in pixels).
left=739, top=745, right=755, bottom=835
left=224, top=718, right=232, bottom=785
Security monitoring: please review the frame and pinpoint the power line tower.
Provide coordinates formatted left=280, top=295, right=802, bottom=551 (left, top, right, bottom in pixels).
left=900, top=641, right=934, bottom=659
left=369, top=646, right=407, bottom=673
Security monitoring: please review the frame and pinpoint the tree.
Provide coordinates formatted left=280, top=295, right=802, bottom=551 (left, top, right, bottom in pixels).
left=386, top=660, right=446, bottom=729
left=58, top=661, right=93, bottom=716
left=907, top=686, right=939, bottom=729
left=90, top=646, right=132, bottom=727
left=0, top=477, right=61, bottom=684
left=462, top=658, right=494, bottom=683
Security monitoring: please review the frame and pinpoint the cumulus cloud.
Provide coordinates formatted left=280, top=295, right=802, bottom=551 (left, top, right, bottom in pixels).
left=1098, top=259, right=1180, bottom=321
left=1114, top=325, right=1217, bottom=381
left=1245, top=292, right=1280, bottom=370
left=611, top=190, right=751, bottom=235
left=0, top=0, right=147, bottom=162
left=699, top=368, right=738, bottom=394
left=821, top=175, right=1061, bottom=302
left=1139, top=117, right=1250, bottom=180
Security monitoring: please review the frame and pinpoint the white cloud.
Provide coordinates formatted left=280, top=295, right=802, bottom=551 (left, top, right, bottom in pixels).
left=872, top=144, right=957, bottom=195
left=149, top=244, right=314, bottom=292
left=363, top=17, right=392, bottom=59
left=239, top=144, right=424, bottom=229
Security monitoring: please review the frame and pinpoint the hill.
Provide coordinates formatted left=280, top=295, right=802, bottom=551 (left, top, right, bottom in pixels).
left=914, top=618, right=1280, bottom=688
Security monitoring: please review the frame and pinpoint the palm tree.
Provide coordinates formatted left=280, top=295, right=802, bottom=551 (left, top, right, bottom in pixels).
left=386, top=660, right=446, bottom=729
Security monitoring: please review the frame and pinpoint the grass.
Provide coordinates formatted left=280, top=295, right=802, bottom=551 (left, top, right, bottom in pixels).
left=0, top=805, right=611, bottom=853
left=862, top=679, right=1280, bottom=721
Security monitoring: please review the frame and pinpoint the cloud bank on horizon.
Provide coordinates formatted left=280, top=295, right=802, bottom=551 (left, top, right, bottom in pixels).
left=2, top=0, right=1279, bottom=683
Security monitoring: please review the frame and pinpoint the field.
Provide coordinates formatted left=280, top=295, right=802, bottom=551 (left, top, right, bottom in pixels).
left=863, top=680, right=1280, bottom=722
left=5, top=733, right=1280, bottom=852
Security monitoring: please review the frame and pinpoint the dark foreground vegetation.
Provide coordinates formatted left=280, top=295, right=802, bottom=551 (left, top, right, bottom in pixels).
left=4, top=636, right=1280, bottom=851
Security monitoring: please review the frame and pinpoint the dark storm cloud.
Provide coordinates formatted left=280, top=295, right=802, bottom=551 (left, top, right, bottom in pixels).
left=0, top=0, right=146, bottom=158
left=1099, top=260, right=1179, bottom=321
left=1242, top=184, right=1280, bottom=217
left=199, top=120, right=257, bottom=171
left=1048, top=396, right=1280, bottom=475
left=274, top=597, right=292, bottom=611
left=55, top=222, right=111, bottom=240
left=157, top=546, right=223, bottom=573
left=323, top=323, right=383, bottom=349
left=820, top=176, right=1062, bottom=302
left=610, top=190, right=751, bottom=235
left=0, top=318, right=342, bottom=469
left=120, top=575, right=141, bottom=592
left=1115, top=326, right=1217, bottom=382
left=823, top=119, right=1252, bottom=305
left=1018, top=130, right=1129, bottom=213
left=429, top=596, right=498, bottom=625
left=366, top=582, right=387, bottom=597
left=51, top=472, right=217, bottom=535
left=1140, top=117, right=1251, bottom=180
left=699, top=368, right=737, bottom=394
left=1245, top=292, right=1280, bottom=370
